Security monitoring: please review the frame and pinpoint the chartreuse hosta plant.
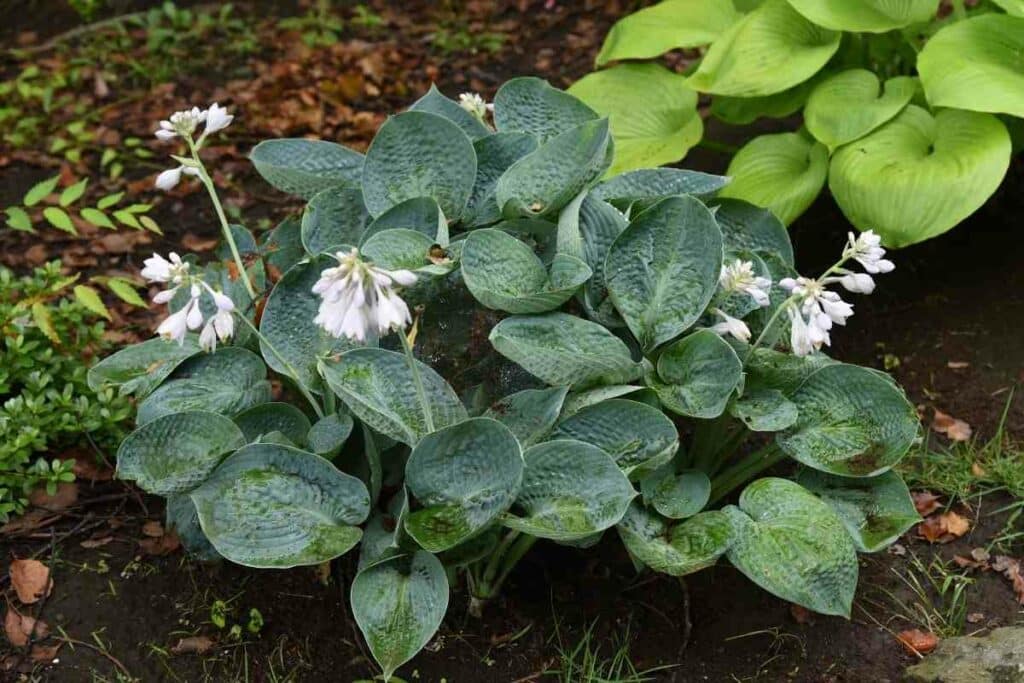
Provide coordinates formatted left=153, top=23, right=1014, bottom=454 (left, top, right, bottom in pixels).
left=574, top=0, right=1023, bottom=247
left=90, top=82, right=921, bottom=680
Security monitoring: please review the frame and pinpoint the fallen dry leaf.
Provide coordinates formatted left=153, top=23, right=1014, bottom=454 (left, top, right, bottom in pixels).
left=28, top=482, right=78, bottom=512
left=9, top=560, right=53, bottom=604
left=71, top=457, right=114, bottom=482
left=80, top=535, right=115, bottom=549
left=971, top=462, right=988, bottom=477
left=139, top=530, right=180, bottom=556
left=789, top=603, right=813, bottom=624
left=30, top=642, right=61, bottom=662
left=912, top=491, right=943, bottom=517
left=4, top=608, right=49, bottom=647
left=917, top=511, right=971, bottom=544
left=142, top=520, right=165, bottom=537
left=0, top=510, right=62, bottom=536
left=932, top=409, right=973, bottom=442
left=897, top=629, right=939, bottom=655
left=966, top=612, right=985, bottom=624
left=946, top=361, right=970, bottom=369
left=181, top=233, right=219, bottom=252
left=992, top=556, right=1024, bottom=604
left=171, top=635, right=215, bottom=655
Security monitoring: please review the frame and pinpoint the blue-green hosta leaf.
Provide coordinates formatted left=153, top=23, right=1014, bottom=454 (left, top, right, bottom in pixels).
left=829, top=106, right=1011, bottom=248
left=87, top=337, right=202, bottom=398
left=307, top=412, right=355, bottom=458
left=191, top=444, right=369, bottom=568
left=262, top=215, right=306, bottom=273
left=719, top=132, right=828, bottom=226
left=686, top=0, right=840, bottom=97
left=595, top=0, right=743, bottom=65
left=577, top=196, right=628, bottom=327
left=551, top=399, right=679, bottom=475
left=250, top=139, right=363, bottom=199
left=320, top=348, right=467, bottom=447
left=568, top=63, right=703, bottom=176
left=494, top=77, right=599, bottom=142
left=362, top=111, right=477, bottom=220
left=361, top=196, right=447, bottom=247
left=591, top=168, right=730, bottom=208
left=215, top=224, right=259, bottom=260
left=489, top=313, right=641, bottom=388
left=777, top=364, right=918, bottom=477
left=605, top=195, right=723, bottom=351
left=300, top=187, right=368, bottom=255
left=461, top=228, right=591, bottom=313
left=640, top=466, right=711, bottom=520
left=728, top=389, right=798, bottom=432
left=651, top=329, right=743, bottom=419
left=496, top=118, right=611, bottom=219
left=788, top=0, right=938, bottom=31
left=437, top=528, right=501, bottom=567
left=359, top=489, right=410, bottom=570
left=724, top=477, right=858, bottom=617
left=361, top=228, right=453, bottom=276
left=463, top=132, right=539, bottom=228
left=351, top=551, right=448, bottom=681
left=166, top=495, right=220, bottom=562
left=404, top=418, right=523, bottom=552
left=805, top=70, right=917, bottom=152
left=796, top=469, right=920, bottom=553
left=741, top=344, right=836, bottom=395
left=617, top=503, right=732, bottom=576
left=484, top=387, right=569, bottom=448
left=260, top=256, right=363, bottom=391
left=116, top=411, right=245, bottom=496
left=136, top=348, right=272, bottom=425
left=234, top=402, right=311, bottom=446
left=503, top=440, right=636, bottom=540
left=409, top=84, right=490, bottom=140
left=708, top=198, right=794, bottom=266
left=561, top=385, right=643, bottom=416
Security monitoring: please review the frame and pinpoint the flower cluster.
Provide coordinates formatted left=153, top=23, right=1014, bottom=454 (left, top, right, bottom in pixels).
left=458, top=92, right=492, bottom=121
left=142, top=253, right=235, bottom=351
left=312, top=248, right=417, bottom=342
left=153, top=103, right=233, bottom=191
left=710, top=259, right=773, bottom=343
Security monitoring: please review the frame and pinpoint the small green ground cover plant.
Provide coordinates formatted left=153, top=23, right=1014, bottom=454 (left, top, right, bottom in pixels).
left=573, top=0, right=1023, bottom=247
left=91, top=82, right=921, bottom=680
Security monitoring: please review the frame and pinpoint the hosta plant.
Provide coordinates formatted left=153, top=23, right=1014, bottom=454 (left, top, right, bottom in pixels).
left=91, top=83, right=921, bottom=680
left=573, top=0, right=1022, bottom=247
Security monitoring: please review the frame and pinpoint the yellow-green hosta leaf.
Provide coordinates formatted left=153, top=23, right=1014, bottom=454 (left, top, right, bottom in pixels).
left=568, top=63, right=703, bottom=176
left=595, top=0, right=743, bottom=66
left=686, top=0, right=840, bottom=97
left=804, top=70, right=917, bottom=152
left=829, top=106, right=1011, bottom=247
left=992, top=0, right=1024, bottom=16
left=719, top=132, right=828, bottom=225
left=787, top=0, right=939, bottom=32
left=918, top=14, right=1024, bottom=118
left=73, top=285, right=111, bottom=320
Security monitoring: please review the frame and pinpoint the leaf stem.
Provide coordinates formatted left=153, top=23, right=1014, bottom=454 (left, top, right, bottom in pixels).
left=398, top=328, right=434, bottom=433
left=234, top=313, right=324, bottom=419
left=707, top=443, right=785, bottom=506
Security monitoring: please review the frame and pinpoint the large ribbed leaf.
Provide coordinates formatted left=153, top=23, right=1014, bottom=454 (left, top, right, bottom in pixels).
left=805, top=70, right=917, bottom=152
left=484, top=387, right=568, bottom=448
left=796, top=469, right=920, bottom=552
left=300, top=187, right=368, bottom=255
left=710, top=79, right=815, bottom=125
left=489, top=313, right=641, bottom=388
left=992, top=0, right=1024, bottom=15
left=724, top=478, right=858, bottom=617
left=461, top=228, right=591, bottom=313
left=494, top=77, right=599, bottom=142
left=307, top=412, right=354, bottom=458
left=503, top=440, right=635, bottom=540
left=743, top=344, right=836, bottom=395
left=166, top=495, right=220, bottom=561
left=361, top=197, right=446, bottom=246
left=787, top=0, right=939, bottom=31
left=463, top=133, right=538, bottom=227
left=568, top=63, right=703, bottom=176
left=362, top=111, right=477, bottom=219
left=595, top=0, right=743, bottom=65
left=191, top=444, right=369, bottom=567
left=250, top=139, right=363, bottom=199
left=709, top=198, right=794, bottom=266
left=592, top=169, right=730, bottom=207
left=728, top=389, right=798, bottom=432
left=409, top=84, right=490, bottom=140
left=320, top=348, right=467, bottom=447
left=88, top=337, right=201, bottom=398
left=361, top=229, right=453, bottom=275
left=777, top=364, right=918, bottom=477
left=136, top=348, right=272, bottom=425
left=918, top=14, right=1024, bottom=118
left=234, top=402, right=311, bottom=446
left=578, top=196, right=628, bottom=326
left=262, top=215, right=306, bottom=273
left=116, top=411, right=245, bottom=496
left=404, top=418, right=523, bottom=552
left=719, top=132, right=828, bottom=225
left=617, top=503, right=732, bottom=576
left=829, top=106, right=1011, bottom=247
left=351, top=551, right=448, bottom=681
left=640, top=467, right=711, bottom=519
left=551, top=399, right=679, bottom=475
left=605, top=195, right=722, bottom=351
left=652, top=329, right=743, bottom=419
left=686, top=0, right=840, bottom=97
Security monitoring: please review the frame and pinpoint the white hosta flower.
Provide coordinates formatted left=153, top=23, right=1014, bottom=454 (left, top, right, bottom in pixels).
left=155, top=106, right=207, bottom=142
left=312, top=248, right=417, bottom=342
left=156, top=284, right=202, bottom=344
left=844, top=230, right=895, bottom=274
left=837, top=271, right=876, bottom=295
left=141, top=252, right=188, bottom=285
left=198, top=287, right=235, bottom=352
left=780, top=276, right=854, bottom=355
left=154, top=164, right=199, bottom=192
left=710, top=309, right=751, bottom=343
left=458, top=92, right=489, bottom=120
left=719, top=259, right=772, bottom=307
left=203, top=102, right=233, bottom=135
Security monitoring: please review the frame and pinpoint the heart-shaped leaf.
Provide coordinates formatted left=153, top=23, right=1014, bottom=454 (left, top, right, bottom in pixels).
left=300, top=187, right=368, bottom=255
left=250, top=139, right=363, bottom=199
left=494, top=77, right=599, bottom=142
left=484, top=387, right=569, bottom=448
left=117, top=411, right=245, bottom=496
left=463, top=133, right=539, bottom=228
left=828, top=106, right=1011, bottom=247
left=362, top=111, right=477, bottom=219
left=359, top=490, right=409, bottom=571
left=710, top=79, right=815, bottom=125
left=166, top=495, right=220, bottom=562
left=708, top=198, right=794, bottom=266
left=729, top=389, right=798, bottom=432
left=777, top=364, right=918, bottom=477
left=595, top=0, right=743, bottom=65
left=686, top=0, right=840, bottom=97
left=409, top=84, right=490, bottom=140
left=724, top=477, right=858, bottom=616
left=307, top=412, right=355, bottom=458
left=577, top=196, right=628, bottom=326
left=88, top=337, right=202, bottom=398
left=795, top=468, right=920, bottom=552
left=320, top=348, right=467, bottom=447
left=787, top=0, right=939, bottom=31
left=605, top=195, right=722, bottom=351
left=503, top=439, right=636, bottom=540
left=719, top=132, right=828, bottom=225
left=234, top=402, right=312, bottom=446
left=591, top=168, right=730, bottom=207
left=191, top=444, right=369, bottom=567
left=561, top=385, right=643, bottom=416
left=404, top=418, right=523, bottom=552
left=617, top=503, right=732, bottom=576
left=361, top=228, right=451, bottom=275
left=992, top=0, right=1024, bottom=15
left=568, top=63, right=703, bottom=176
left=351, top=551, right=448, bottom=681
left=640, top=467, right=711, bottom=519
left=262, top=215, right=306, bottom=273
left=805, top=70, right=917, bottom=152
left=651, top=329, right=743, bottom=419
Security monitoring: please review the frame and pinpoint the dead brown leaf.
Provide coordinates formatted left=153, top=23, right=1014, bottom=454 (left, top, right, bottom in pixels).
left=897, top=629, right=938, bottom=655
left=139, top=530, right=181, bottom=556
left=4, top=608, right=49, bottom=647
left=28, top=482, right=78, bottom=512
left=171, top=635, right=215, bottom=655
left=9, top=560, right=53, bottom=604
left=30, top=642, right=61, bottom=662
left=917, top=511, right=971, bottom=544
left=181, top=233, right=218, bottom=252
left=789, top=603, right=813, bottom=624
left=79, top=536, right=114, bottom=549
left=142, top=520, right=165, bottom=537
left=966, top=612, right=985, bottom=624
left=931, top=409, right=973, bottom=442
left=946, top=361, right=970, bottom=369
left=71, top=457, right=114, bottom=482
left=0, top=510, right=62, bottom=536
left=912, top=491, right=942, bottom=517
left=992, top=556, right=1024, bottom=604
